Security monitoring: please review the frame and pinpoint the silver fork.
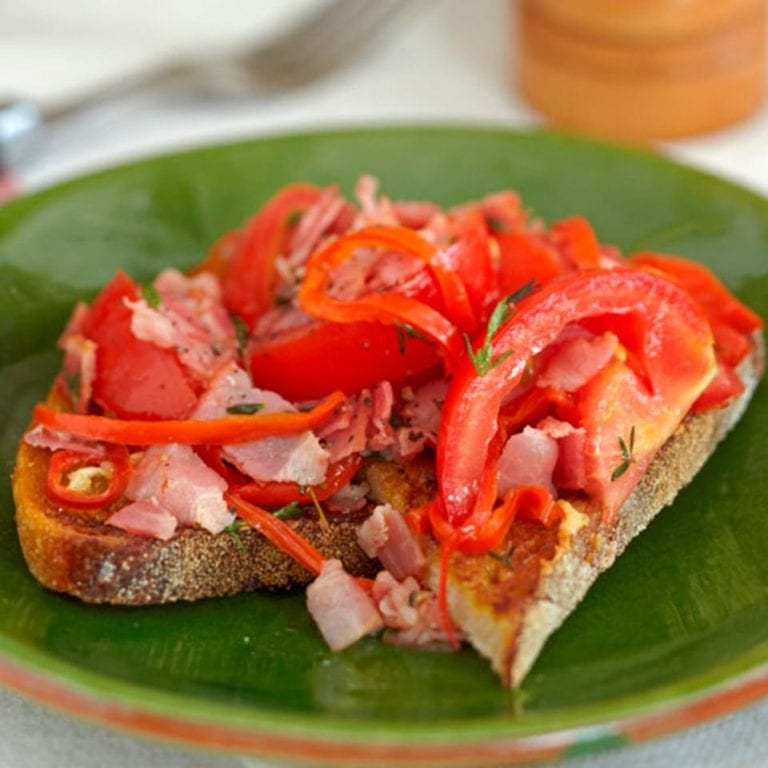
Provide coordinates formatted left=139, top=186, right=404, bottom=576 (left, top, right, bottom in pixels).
left=0, top=0, right=414, bottom=171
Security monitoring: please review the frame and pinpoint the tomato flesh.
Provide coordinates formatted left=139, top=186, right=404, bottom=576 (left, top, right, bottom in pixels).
left=249, top=318, right=440, bottom=400
left=82, top=272, right=198, bottom=420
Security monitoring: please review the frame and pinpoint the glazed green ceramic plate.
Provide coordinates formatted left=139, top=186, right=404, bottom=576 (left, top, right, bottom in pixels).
left=0, top=127, right=767, bottom=766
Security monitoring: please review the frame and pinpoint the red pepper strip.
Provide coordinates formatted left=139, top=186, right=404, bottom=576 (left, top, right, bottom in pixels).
left=226, top=492, right=325, bottom=576
left=302, top=283, right=463, bottom=367
left=236, top=454, right=362, bottom=507
left=46, top=444, right=131, bottom=510
left=299, top=226, right=468, bottom=363
left=32, top=390, right=345, bottom=446
left=552, top=216, right=602, bottom=269
left=437, top=269, right=715, bottom=534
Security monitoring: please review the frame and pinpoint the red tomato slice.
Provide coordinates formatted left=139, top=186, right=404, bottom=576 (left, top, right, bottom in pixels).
left=82, top=272, right=198, bottom=420
left=436, top=269, right=715, bottom=539
left=496, top=230, right=565, bottom=295
left=249, top=317, right=440, bottom=400
left=444, top=209, right=499, bottom=324
left=220, top=183, right=325, bottom=327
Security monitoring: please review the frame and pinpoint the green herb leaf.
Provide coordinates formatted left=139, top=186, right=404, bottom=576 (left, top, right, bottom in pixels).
left=464, top=281, right=538, bottom=377
left=611, top=425, right=637, bottom=481
left=141, top=284, right=162, bottom=309
left=273, top=501, right=302, bottom=520
left=231, top=313, right=250, bottom=358
left=223, top=519, right=249, bottom=552
left=226, top=402, right=265, bottom=415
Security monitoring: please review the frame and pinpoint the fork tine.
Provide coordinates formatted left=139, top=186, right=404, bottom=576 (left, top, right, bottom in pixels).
left=236, top=0, right=414, bottom=90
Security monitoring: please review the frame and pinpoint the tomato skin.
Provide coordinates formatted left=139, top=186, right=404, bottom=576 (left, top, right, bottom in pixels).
left=496, top=231, right=565, bottom=295
left=444, top=209, right=499, bottom=324
left=249, top=318, right=440, bottom=400
left=436, top=269, right=715, bottom=535
left=82, top=272, right=198, bottom=420
left=220, top=183, right=324, bottom=327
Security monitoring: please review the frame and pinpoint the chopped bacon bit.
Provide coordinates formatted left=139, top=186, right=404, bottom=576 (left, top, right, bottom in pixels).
left=193, top=362, right=329, bottom=485
left=372, top=571, right=455, bottom=649
left=106, top=500, right=177, bottom=541
left=536, top=331, right=619, bottom=393
left=357, top=504, right=426, bottom=580
left=497, top=426, right=559, bottom=497
left=306, top=559, right=384, bottom=650
left=126, top=444, right=233, bottom=534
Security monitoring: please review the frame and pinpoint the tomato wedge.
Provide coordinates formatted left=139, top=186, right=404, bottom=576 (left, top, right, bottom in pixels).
left=436, top=269, right=715, bottom=545
left=249, top=318, right=440, bottom=400
left=220, top=183, right=325, bottom=327
left=82, top=271, right=198, bottom=420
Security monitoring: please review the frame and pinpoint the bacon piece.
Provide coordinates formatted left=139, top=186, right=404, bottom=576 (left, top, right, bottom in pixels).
left=318, top=382, right=395, bottom=463
left=497, top=426, right=559, bottom=497
left=24, top=425, right=104, bottom=455
left=106, top=500, right=177, bottom=541
left=394, top=379, right=447, bottom=458
left=354, top=175, right=399, bottom=227
left=372, top=571, right=454, bottom=648
left=537, top=331, right=618, bottom=393
left=127, top=269, right=237, bottom=384
left=57, top=302, right=97, bottom=413
left=287, top=185, right=350, bottom=267
left=193, top=363, right=329, bottom=486
left=357, top=504, right=426, bottom=580
left=126, top=444, right=233, bottom=534
left=306, top=559, right=384, bottom=651
left=539, top=417, right=588, bottom=491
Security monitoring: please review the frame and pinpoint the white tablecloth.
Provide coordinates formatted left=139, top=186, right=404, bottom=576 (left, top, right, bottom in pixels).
left=1, top=1, right=767, bottom=765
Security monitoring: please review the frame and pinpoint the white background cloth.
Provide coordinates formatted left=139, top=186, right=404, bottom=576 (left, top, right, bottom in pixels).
left=1, top=1, right=767, bottom=766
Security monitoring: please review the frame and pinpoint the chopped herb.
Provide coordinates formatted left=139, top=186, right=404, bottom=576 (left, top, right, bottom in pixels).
left=395, top=324, right=407, bottom=355
left=231, top=313, right=250, bottom=358
left=224, top=519, right=249, bottom=552
left=286, top=209, right=303, bottom=228
left=389, top=411, right=405, bottom=429
left=463, top=280, right=537, bottom=377
left=611, top=425, right=637, bottom=481
left=141, top=284, right=162, bottom=309
left=489, top=548, right=514, bottom=568
left=486, top=215, right=510, bottom=233
left=226, top=402, right=265, bottom=415
left=273, top=501, right=302, bottom=520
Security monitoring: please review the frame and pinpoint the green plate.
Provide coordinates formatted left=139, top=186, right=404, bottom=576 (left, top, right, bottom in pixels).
left=0, top=127, right=766, bottom=766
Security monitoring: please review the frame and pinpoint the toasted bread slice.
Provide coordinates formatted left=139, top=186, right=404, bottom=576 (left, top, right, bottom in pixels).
left=417, top=332, right=765, bottom=686
left=12, top=439, right=377, bottom=605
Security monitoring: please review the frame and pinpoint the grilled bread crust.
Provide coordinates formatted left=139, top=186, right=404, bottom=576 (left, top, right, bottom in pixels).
left=423, top=331, right=765, bottom=686
left=12, top=441, right=378, bottom=605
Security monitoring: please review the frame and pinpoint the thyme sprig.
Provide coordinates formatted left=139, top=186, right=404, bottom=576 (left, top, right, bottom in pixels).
left=463, top=280, right=536, bottom=377
left=611, top=425, right=637, bottom=481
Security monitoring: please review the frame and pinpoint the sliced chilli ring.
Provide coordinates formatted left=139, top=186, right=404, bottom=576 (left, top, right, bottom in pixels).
left=46, top=444, right=132, bottom=510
